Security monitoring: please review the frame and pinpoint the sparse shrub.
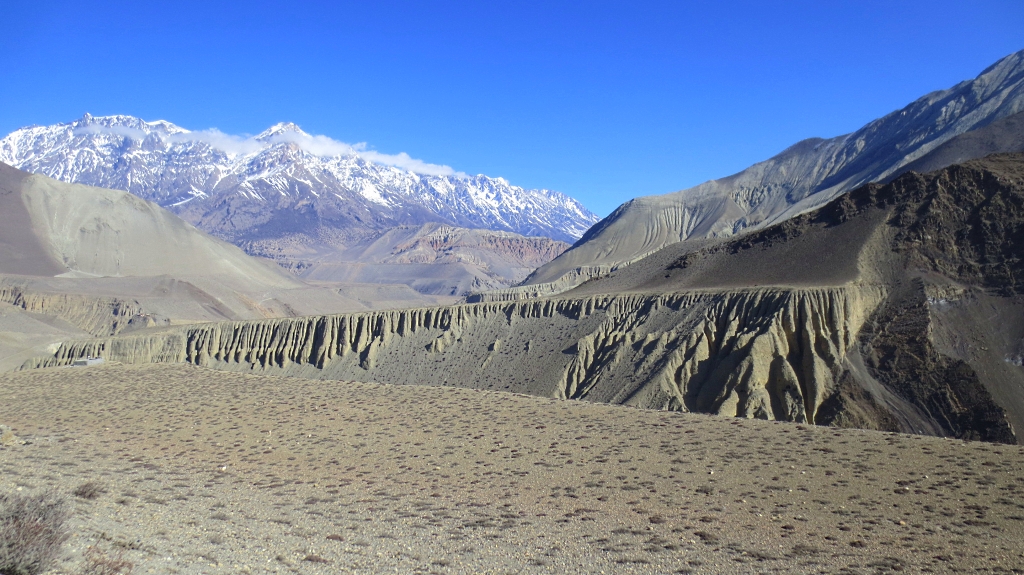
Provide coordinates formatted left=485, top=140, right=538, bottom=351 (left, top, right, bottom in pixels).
left=0, top=427, right=16, bottom=447
left=73, top=482, right=107, bottom=501
left=78, top=546, right=133, bottom=575
left=0, top=490, right=70, bottom=575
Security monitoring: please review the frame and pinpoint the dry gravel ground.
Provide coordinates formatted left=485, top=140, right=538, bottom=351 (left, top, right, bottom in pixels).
left=1, top=363, right=1023, bottom=575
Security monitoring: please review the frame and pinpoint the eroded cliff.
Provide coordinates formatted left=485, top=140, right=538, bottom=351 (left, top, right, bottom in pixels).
left=18, top=284, right=939, bottom=417
left=0, top=284, right=155, bottom=336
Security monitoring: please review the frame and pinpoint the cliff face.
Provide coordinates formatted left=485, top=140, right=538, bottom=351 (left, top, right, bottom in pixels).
left=28, top=288, right=867, bottom=409
left=30, top=281, right=1013, bottom=442
left=0, top=284, right=156, bottom=336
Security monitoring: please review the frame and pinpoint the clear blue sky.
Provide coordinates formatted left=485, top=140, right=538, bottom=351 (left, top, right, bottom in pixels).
left=1, top=1, right=1022, bottom=216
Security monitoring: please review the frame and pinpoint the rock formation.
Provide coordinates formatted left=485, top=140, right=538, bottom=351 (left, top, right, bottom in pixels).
left=24, top=154, right=1024, bottom=444
left=0, top=283, right=152, bottom=336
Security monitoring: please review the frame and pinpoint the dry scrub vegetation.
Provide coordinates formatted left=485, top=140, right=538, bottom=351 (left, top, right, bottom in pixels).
left=1, top=363, right=1023, bottom=574
left=0, top=487, right=132, bottom=575
left=0, top=491, right=69, bottom=575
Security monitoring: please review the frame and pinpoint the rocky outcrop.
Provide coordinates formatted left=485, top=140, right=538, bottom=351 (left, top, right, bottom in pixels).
left=25, top=284, right=1016, bottom=443
left=27, top=285, right=937, bottom=424
left=0, top=284, right=158, bottom=336
left=857, top=279, right=1016, bottom=443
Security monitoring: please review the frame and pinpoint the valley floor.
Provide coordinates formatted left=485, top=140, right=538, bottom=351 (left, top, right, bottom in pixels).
left=1, top=364, right=1023, bottom=574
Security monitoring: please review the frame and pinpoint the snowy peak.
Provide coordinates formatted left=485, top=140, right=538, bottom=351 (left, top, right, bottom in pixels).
left=255, top=122, right=310, bottom=141
left=72, top=114, right=190, bottom=138
left=0, top=115, right=600, bottom=245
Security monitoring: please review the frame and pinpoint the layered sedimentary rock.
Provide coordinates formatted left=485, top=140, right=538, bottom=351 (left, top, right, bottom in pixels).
left=29, top=288, right=872, bottom=412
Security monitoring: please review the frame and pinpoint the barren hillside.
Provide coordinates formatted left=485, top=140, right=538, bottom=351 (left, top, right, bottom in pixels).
left=2, top=363, right=1022, bottom=574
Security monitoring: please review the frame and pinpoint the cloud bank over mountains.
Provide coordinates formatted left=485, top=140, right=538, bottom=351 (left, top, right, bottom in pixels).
left=73, top=119, right=464, bottom=177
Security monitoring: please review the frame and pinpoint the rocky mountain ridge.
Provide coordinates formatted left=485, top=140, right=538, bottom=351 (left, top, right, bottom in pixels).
left=0, top=114, right=598, bottom=245
left=523, top=48, right=1024, bottom=292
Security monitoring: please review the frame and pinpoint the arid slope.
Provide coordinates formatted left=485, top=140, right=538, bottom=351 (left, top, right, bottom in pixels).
left=0, top=162, right=441, bottom=369
left=255, top=223, right=571, bottom=295
left=2, top=363, right=1023, bottom=574
left=522, top=50, right=1024, bottom=294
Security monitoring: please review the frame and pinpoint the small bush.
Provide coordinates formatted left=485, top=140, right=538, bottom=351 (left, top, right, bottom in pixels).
left=0, top=490, right=70, bottom=575
left=73, top=482, right=106, bottom=501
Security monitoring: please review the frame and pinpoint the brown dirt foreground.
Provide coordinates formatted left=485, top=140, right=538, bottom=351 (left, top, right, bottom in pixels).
left=1, top=364, right=1023, bottom=575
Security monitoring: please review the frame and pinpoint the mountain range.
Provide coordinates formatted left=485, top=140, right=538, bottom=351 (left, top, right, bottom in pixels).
left=522, top=48, right=1024, bottom=291
left=5, top=43, right=1024, bottom=575
left=2, top=48, right=1024, bottom=446
left=0, top=115, right=597, bottom=294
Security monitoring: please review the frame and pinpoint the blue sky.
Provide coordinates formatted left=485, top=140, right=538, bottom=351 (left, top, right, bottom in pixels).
left=1, top=1, right=1022, bottom=216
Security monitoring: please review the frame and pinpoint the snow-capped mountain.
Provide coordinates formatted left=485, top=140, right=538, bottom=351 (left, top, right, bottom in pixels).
left=0, top=115, right=599, bottom=245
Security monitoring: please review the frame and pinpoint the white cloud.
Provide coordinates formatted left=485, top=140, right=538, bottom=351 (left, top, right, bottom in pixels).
left=168, top=129, right=264, bottom=156
left=267, top=131, right=464, bottom=177
left=74, top=121, right=465, bottom=177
